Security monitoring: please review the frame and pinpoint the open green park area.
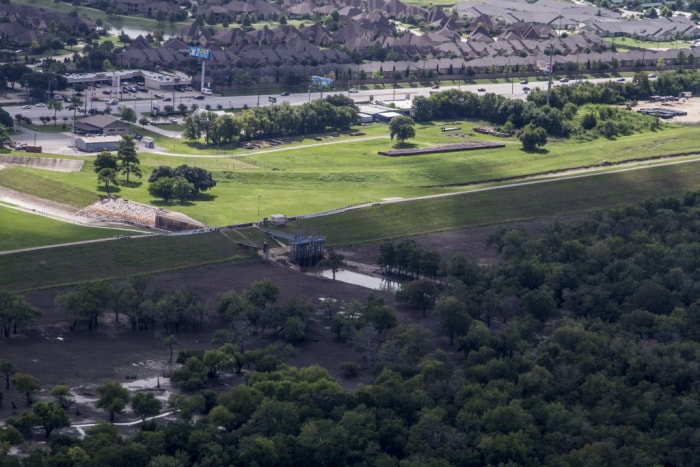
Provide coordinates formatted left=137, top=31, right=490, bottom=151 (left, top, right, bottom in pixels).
left=2, top=119, right=700, bottom=289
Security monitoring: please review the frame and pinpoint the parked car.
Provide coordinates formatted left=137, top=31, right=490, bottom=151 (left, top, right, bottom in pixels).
left=35, top=103, right=46, bottom=107
left=520, top=79, right=528, bottom=85
left=108, top=99, right=119, bottom=105
left=559, top=78, right=569, bottom=83
left=193, top=95, right=205, bottom=100
left=21, top=105, right=31, bottom=109
left=201, top=88, right=213, bottom=95
left=648, top=73, right=657, bottom=79
left=162, top=97, right=172, bottom=101
left=349, top=88, right=358, bottom=93
left=522, top=86, right=531, bottom=92
left=103, top=90, right=112, bottom=95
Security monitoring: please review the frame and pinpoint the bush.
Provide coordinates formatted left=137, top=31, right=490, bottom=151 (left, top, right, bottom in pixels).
left=339, top=361, right=359, bottom=378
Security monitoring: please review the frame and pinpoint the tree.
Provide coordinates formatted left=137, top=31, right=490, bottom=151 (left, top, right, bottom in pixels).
left=149, top=177, right=175, bottom=203
left=0, top=360, right=15, bottom=390
left=26, top=401, right=70, bottom=438
left=98, top=168, right=118, bottom=196
left=172, top=176, right=194, bottom=204
left=0, top=292, right=41, bottom=338
left=397, top=279, right=438, bottom=318
left=163, top=335, right=178, bottom=364
left=48, top=99, right=62, bottom=123
left=518, top=123, right=548, bottom=151
left=131, top=392, right=162, bottom=422
left=96, top=380, right=130, bottom=422
left=116, top=134, right=141, bottom=182
left=0, top=126, right=11, bottom=149
left=93, top=151, right=117, bottom=173
left=50, top=385, right=75, bottom=410
left=435, top=296, right=471, bottom=345
left=11, top=373, right=40, bottom=405
left=389, top=115, right=416, bottom=143
left=55, top=281, right=114, bottom=331
left=120, top=106, right=136, bottom=123
left=319, top=248, right=345, bottom=280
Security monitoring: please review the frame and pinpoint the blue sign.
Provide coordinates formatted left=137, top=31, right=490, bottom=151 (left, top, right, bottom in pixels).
left=311, top=75, right=334, bottom=89
left=189, top=46, right=211, bottom=61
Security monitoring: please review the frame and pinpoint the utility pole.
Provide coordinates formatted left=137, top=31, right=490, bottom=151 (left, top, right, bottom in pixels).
left=546, top=43, right=554, bottom=106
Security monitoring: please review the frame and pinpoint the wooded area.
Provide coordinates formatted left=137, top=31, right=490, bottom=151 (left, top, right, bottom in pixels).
left=3, top=192, right=700, bottom=465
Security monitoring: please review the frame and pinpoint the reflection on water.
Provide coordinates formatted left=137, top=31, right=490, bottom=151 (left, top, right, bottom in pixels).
left=317, top=269, right=402, bottom=292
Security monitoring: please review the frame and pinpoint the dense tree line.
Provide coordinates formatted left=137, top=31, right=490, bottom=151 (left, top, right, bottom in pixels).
left=54, top=278, right=207, bottom=334
left=414, top=70, right=700, bottom=140
left=183, top=95, right=358, bottom=146
left=7, top=193, right=700, bottom=465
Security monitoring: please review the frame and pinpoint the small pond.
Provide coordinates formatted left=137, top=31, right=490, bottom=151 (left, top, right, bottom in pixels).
left=315, top=268, right=402, bottom=292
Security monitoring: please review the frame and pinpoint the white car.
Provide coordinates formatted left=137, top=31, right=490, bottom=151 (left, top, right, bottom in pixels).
left=21, top=105, right=31, bottom=109
left=108, top=99, right=119, bottom=105
left=201, top=88, right=213, bottom=95
left=349, top=88, right=358, bottom=93
left=35, top=103, right=46, bottom=107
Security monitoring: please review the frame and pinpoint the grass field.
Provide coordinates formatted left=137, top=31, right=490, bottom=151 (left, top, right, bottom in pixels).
left=3, top=158, right=700, bottom=290
left=0, top=205, right=137, bottom=251
left=2, top=121, right=700, bottom=229
left=0, top=231, right=254, bottom=291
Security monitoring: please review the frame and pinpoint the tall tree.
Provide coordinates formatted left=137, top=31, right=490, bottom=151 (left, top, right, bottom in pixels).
left=0, top=292, right=41, bottom=338
left=397, top=279, right=438, bottom=318
left=0, top=360, right=16, bottom=390
left=131, top=392, right=162, bottom=422
left=116, top=134, right=141, bottom=182
left=93, top=151, right=117, bottom=173
left=163, top=335, right=178, bottom=364
left=25, top=401, right=70, bottom=438
left=11, top=373, right=40, bottom=405
left=96, top=380, right=130, bottom=422
left=434, top=296, right=471, bottom=345
left=389, top=115, right=416, bottom=143
left=98, top=168, right=118, bottom=196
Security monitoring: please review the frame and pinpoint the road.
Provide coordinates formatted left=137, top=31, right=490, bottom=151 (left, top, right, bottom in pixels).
left=4, top=77, right=631, bottom=125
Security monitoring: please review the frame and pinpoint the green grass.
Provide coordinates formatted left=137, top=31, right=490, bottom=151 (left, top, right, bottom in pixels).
left=0, top=168, right=99, bottom=208
left=12, top=0, right=187, bottom=34
left=0, top=205, right=137, bottom=251
left=290, top=159, right=700, bottom=245
left=605, top=37, right=688, bottom=50
left=0, top=231, right=254, bottom=291
left=3, top=121, right=700, bottom=229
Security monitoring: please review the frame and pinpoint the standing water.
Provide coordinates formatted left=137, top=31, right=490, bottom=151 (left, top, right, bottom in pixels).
left=316, top=268, right=402, bottom=292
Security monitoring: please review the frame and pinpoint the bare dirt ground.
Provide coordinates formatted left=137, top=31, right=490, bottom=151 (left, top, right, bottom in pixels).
left=2, top=100, right=699, bottom=427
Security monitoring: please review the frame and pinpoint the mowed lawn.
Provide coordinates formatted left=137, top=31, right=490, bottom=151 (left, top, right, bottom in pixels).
left=0, top=122, right=697, bottom=254
left=1, top=121, right=699, bottom=244
left=0, top=206, right=135, bottom=251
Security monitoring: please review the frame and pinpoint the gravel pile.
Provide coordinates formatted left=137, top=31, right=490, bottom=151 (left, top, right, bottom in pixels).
left=78, top=198, right=165, bottom=227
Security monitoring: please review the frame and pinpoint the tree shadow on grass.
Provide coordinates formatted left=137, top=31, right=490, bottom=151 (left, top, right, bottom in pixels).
left=194, top=193, right=217, bottom=202
left=119, top=180, right=142, bottom=189
left=519, top=148, right=550, bottom=155
left=97, top=186, right=121, bottom=195
left=393, top=142, right=418, bottom=150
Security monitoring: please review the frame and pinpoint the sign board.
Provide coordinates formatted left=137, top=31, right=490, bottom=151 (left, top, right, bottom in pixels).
left=268, top=96, right=277, bottom=103
left=189, top=46, right=211, bottom=61
left=311, top=75, right=334, bottom=89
